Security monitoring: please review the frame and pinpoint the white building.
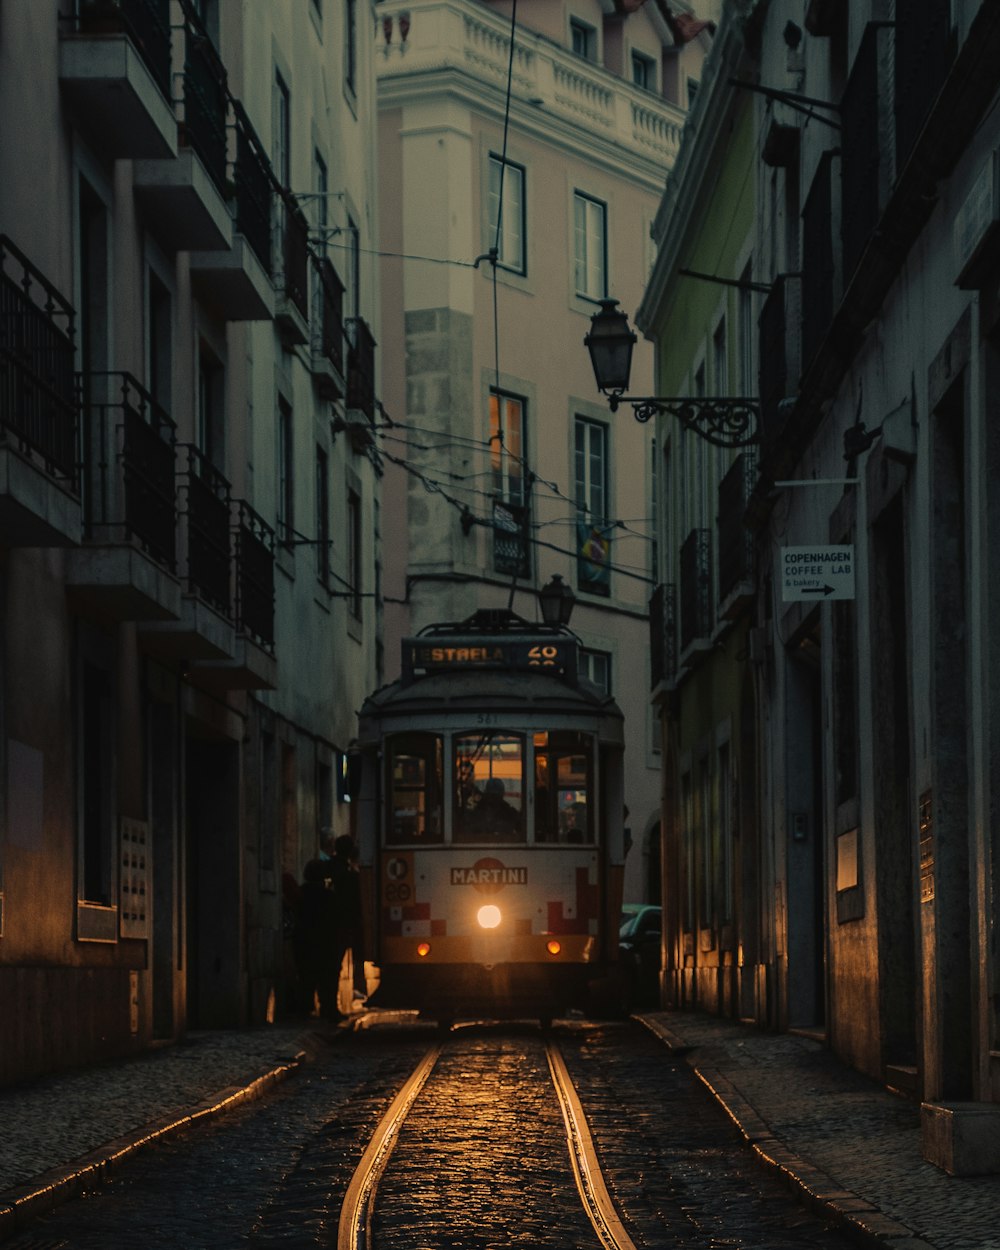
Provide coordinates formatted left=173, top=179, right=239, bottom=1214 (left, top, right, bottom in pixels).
left=375, top=0, right=712, bottom=903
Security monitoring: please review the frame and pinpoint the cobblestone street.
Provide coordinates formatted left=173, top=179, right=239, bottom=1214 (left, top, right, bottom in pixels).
left=7, top=1019, right=859, bottom=1249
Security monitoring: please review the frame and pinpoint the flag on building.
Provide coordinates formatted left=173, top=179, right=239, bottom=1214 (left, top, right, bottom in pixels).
left=577, top=519, right=612, bottom=591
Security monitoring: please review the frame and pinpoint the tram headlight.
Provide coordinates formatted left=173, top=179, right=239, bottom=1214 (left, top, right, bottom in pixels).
left=417, top=941, right=431, bottom=957
left=546, top=939, right=562, bottom=956
left=477, top=904, right=502, bottom=929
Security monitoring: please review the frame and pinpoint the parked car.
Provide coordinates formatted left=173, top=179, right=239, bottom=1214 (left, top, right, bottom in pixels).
left=617, top=904, right=662, bottom=1011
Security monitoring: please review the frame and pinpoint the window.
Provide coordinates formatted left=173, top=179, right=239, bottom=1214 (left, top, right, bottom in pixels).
left=570, top=18, right=596, bottom=60
left=718, top=743, right=733, bottom=924
left=347, top=487, right=362, bottom=617
left=277, top=398, right=293, bottom=543
left=197, top=346, right=224, bottom=470
left=534, top=731, right=593, bottom=844
left=79, top=658, right=114, bottom=907
left=738, top=262, right=753, bottom=395
left=345, top=214, right=360, bottom=332
left=687, top=78, right=699, bottom=106
left=312, top=151, right=329, bottom=335
left=316, top=446, right=330, bottom=586
left=575, top=417, right=610, bottom=596
left=579, top=648, right=611, bottom=695
left=487, top=155, right=526, bottom=274
left=345, top=0, right=357, bottom=93
left=573, top=192, right=607, bottom=300
left=489, top=390, right=530, bottom=576
left=632, top=51, right=655, bottom=90
left=454, top=733, right=525, bottom=844
left=273, top=71, right=290, bottom=189
left=713, top=317, right=727, bottom=393
left=147, top=269, right=172, bottom=411
left=386, top=733, right=443, bottom=844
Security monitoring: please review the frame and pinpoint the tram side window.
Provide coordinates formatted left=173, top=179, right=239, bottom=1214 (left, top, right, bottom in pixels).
left=454, top=732, right=525, bottom=843
left=387, top=733, right=443, bottom=844
left=534, top=731, right=593, bottom=843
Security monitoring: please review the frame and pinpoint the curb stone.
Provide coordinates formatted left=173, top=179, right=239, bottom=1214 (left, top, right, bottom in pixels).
left=0, top=1048, right=311, bottom=1243
left=635, top=1013, right=931, bottom=1250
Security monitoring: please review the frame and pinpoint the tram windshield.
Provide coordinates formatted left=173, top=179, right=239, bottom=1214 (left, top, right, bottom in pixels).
left=386, top=733, right=444, bottom=843
left=453, top=732, right=524, bottom=844
left=534, top=731, right=593, bottom=843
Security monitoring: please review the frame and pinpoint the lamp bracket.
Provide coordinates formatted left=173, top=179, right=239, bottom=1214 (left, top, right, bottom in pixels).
left=610, top=394, right=759, bottom=448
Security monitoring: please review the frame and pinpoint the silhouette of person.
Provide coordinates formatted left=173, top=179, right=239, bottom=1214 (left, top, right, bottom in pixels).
left=293, top=859, right=341, bottom=1021
left=330, top=834, right=368, bottom=1003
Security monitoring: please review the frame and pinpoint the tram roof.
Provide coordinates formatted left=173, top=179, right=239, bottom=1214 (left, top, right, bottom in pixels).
left=358, top=667, right=623, bottom=738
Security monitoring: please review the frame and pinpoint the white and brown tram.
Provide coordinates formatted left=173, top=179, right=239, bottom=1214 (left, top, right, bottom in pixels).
left=355, top=609, right=626, bottom=1025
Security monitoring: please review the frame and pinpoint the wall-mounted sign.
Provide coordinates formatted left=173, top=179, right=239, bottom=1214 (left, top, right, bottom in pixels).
left=781, top=545, right=855, bottom=601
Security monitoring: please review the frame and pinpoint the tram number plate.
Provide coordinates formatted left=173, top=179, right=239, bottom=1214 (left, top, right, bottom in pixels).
left=384, top=882, right=411, bottom=903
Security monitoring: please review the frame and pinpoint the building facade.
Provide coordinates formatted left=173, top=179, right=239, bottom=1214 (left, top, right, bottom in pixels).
left=0, top=0, right=380, bottom=1084
left=640, top=0, right=1000, bottom=1168
left=375, top=0, right=711, bottom=905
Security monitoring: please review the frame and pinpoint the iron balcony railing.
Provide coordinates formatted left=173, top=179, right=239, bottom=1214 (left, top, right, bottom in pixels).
left=74, top=0, right=173, bottom=98
left=717, top=451, right=756, bottom=605
left=233, top=499, right=275, bottom=649
left=314, top=257, right=345, bottom=377
left=679, top=527, right=712, bottom=652
left=180, top=4, right=229, bottom=194
left=0, top=235, right=78, bottom=485
left=176, top=444, right=231, bottom=613
left=347, top=316, right=376, bottom=419
left=275, top=192, right=311, bottom=321
left=79, top=372, right=176, bottom=568
left=231, top=101, right=273, bottom=274
left=649, top=582, right=678, bottom=689
left=492, top=497, right=531, bottom=579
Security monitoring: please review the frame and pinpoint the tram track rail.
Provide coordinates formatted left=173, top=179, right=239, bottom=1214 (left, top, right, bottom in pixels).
left=336, top=1033, right=638, bottom=1250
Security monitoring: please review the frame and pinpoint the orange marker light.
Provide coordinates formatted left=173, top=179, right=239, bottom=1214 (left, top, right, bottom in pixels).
left=546, top=939, right=562, bottom=956
left=417, top=941, right=431, bottom=957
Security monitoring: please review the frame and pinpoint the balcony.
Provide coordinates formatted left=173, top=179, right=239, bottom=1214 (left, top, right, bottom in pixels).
left=311, top=258, right=346, bottom=399
left=0, top=236, right=82, bottom=547
left=346, top=316, right=377, bottom=422
left=717, top=452, right=756, bottom=618
left=756, top=274, right=801, bottom=465
left=679, top=527, right=712, bottom=661
left=274, top=195, right=311, bottom=345
left=649, top=582, right=678, bottom=693
left=190, top=501, right=276, bottom=689
left=132, top=14, right=231, bottom=252
left=59, top=0, right=177, bottom=160
left=138, top=444, right=235, bottom=660
left=67, top=372, right=181, bottom=620
left=190, top=103, right=275, bottom=321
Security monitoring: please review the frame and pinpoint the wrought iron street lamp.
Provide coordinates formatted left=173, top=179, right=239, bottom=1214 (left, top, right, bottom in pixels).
left=538, top=573, right=576, bottom=628
left=584, top=299, right=759, bottom=448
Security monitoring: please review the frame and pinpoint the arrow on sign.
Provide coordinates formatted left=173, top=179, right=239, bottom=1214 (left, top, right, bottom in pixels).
left=803, top=585, right=835, bottom=596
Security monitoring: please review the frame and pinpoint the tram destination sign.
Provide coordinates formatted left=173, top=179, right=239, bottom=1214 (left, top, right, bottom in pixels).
left=781, top=545, right=855, bottom=601
left=403, top=635, right=577, bottom=678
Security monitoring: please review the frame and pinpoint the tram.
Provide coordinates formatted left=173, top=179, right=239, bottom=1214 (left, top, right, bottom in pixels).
left=355, top=608, right=626, bottom=1025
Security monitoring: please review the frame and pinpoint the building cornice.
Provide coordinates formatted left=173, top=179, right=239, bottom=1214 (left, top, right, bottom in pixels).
left=376, top=0, right=686, bottom=190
